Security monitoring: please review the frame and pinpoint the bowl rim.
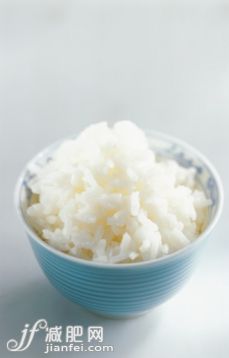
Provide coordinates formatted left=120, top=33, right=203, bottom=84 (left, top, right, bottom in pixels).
left=14, top=129, right=224, bottom=269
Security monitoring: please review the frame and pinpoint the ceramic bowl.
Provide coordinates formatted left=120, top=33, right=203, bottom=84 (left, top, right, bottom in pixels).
left=15, top=131, right=223, bottom=318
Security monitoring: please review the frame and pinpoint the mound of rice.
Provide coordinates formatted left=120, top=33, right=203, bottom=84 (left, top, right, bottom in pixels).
left=26, top=121, right=210, bottom=263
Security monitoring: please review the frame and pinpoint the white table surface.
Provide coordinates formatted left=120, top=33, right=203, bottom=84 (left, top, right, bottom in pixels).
left=0, top=1, right=228, bottom=357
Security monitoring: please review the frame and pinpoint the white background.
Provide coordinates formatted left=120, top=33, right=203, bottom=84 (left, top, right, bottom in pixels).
left=0, top=1, right=228, bottom=357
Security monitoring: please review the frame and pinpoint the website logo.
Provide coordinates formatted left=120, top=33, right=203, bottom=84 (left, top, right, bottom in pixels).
left=6, top=319, right=113, bottom=354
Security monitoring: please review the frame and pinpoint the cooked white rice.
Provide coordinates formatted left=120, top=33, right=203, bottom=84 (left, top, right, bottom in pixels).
left=26, top=121, right=210, bottom=263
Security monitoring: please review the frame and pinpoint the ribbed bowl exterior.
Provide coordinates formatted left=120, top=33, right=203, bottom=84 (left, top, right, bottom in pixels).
left=28, top=234, right=201, bottom=318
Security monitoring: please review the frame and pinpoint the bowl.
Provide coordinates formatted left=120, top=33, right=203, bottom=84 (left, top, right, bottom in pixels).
left=15, top=130, right=223, bottom=318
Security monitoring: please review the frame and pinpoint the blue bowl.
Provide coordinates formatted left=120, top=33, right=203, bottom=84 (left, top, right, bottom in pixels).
left=15, top=131, right=223, bottom=318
